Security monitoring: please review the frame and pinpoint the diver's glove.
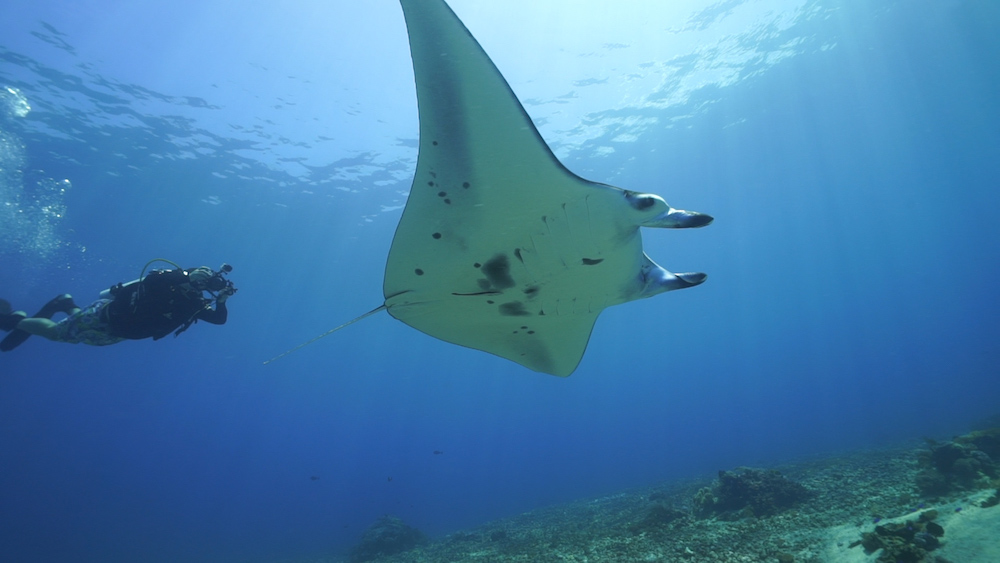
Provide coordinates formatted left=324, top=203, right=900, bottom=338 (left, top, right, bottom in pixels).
left=217, top=286, right=237, bottom=303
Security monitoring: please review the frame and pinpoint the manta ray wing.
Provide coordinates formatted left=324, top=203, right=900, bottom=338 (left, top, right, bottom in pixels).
left=385, top=0, right=712, bottom=376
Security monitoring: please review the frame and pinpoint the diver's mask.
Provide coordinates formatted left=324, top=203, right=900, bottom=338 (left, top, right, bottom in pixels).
left=188, top=263, right=234, bottom=293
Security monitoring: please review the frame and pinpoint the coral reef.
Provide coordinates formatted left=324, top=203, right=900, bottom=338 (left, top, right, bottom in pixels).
left=955, top=428, right=1000, bottom=459
left=348, top=515, right=427, bottom=563
left=693, top=467, right=811, bottom=519
left=627, top=502, right=689, bottom=534
left=981, top=489, right=1000, bottom=508
left=297, top=440, right=1000, bottom=562
left=855, top=510, right=945, bottom=563
left=916, top=428, right=999, bottom=496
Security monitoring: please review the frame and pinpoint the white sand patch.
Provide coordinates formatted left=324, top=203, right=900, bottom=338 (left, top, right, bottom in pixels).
left=810, top=521, right=871, bottom=562
left=813, top=490, right=999, bottom=563
left=935, top=490, right=1000, bottom=562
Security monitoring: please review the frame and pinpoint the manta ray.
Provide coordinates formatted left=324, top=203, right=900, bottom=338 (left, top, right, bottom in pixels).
left=269, top=0, right=712, bottom=376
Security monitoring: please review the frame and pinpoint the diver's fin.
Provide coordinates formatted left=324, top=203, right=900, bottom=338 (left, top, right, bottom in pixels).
left=0, top=294, right=77, bottom=352
left=1, top=330, right=29, bottom=352
left=1, top=311, right=26, bottom=332
left=39, top=294, right=77, bottom=317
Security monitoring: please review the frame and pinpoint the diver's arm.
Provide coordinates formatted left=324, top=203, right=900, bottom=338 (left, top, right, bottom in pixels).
left=197, top=300, right=228, bottom=325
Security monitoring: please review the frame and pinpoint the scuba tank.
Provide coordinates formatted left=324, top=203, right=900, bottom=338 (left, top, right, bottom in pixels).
left=99, top=278, right=141, bottom=300
left=99, top=259, right=233, bottom=300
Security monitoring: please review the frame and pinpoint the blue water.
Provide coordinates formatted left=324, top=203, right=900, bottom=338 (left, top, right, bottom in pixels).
left=1, top=1, right=998, bottom=561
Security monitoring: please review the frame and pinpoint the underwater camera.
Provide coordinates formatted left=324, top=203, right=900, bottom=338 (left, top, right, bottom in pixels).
left=205, top=263, right=235, bottom=293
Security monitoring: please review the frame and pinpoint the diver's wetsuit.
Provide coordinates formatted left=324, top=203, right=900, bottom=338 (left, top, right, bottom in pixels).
left=105, top=269, right=227, bottom=340
left=1, top=267, right=231, bottom=350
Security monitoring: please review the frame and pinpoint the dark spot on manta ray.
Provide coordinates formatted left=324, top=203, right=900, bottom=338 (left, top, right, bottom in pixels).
left=523, top=286, right=538, bottom=295
left=482, top=254, right=515, bottom=289
left=463, top=182, right=470, bottom=188
left=473, top=262, right=481, bottom=268
left=432, top=232, right=441, bottom=239
left=499, top=302, right=530, bottom=316
left=430, top=172, right=436, bottom=178
left=528, top=330, right=535, bottom=334
left=513, top=248, right=523, bottom=263
left=521, top=326, right=528, bottom=329
left=444, top=199, right=451, bottom=204
left=630, top=194, right=655, bottom=210
left=432, top=140, right=438, bottom=146
left=427, top=181, right=434, bottom=187
left=438, top=191, right=446, bottom=197
left=581, top=258, right=604, bottom=265
left=486, top=300, right=494, bottom=304
left=414, top=269, right=424, bottom=276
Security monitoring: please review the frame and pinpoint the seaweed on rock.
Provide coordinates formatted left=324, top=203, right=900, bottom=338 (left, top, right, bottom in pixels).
left=692, top=467, right=811, bottom=519
left=856, top=510, right=945, bottom=563
left=916, top=428, right=999, bottom=496
left=349, top=515, right=427, bottom=563
left=628, top=502, right=689, bottom=534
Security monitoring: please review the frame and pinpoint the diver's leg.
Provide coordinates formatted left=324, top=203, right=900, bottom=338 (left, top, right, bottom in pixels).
left=0, top=311, right=27, bottom=331
left=8, top=318, right=62, bottom=340
left=0, top=294, right=79, bottom=351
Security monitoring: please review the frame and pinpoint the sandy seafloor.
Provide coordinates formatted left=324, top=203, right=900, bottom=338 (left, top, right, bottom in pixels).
left=279, top=440, right=1000, bottom=563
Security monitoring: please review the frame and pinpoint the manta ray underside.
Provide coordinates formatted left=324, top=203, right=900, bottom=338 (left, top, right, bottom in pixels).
left=379, top=0, right=713, bottom=376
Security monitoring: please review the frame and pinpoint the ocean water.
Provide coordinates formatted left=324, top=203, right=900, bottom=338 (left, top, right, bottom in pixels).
left=1, top=1, right=998, bottom=562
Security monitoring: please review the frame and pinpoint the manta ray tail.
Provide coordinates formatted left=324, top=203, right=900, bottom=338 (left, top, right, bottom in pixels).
left=263, top=304, right=387, bottom=364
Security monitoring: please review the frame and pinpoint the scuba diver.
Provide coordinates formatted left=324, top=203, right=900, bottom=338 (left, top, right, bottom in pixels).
left=0, top=260, right=236, bottom=351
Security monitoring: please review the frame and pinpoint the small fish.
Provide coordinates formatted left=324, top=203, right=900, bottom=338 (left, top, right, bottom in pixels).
left=433, top=450, right=444, bottom=455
